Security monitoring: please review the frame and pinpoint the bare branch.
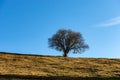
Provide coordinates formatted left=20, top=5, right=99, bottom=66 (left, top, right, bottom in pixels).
left=48, top=29, right=89, bottom=57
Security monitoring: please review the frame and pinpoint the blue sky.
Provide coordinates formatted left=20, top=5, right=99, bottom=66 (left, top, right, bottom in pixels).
left=0, top=0, right=120, bottom=58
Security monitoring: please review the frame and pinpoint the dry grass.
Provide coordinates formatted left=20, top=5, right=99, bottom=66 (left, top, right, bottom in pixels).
left=0, top=52, right=120, bottom=79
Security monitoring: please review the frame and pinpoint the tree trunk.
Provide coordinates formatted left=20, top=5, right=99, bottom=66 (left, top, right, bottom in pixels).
left=63, top=52, right=68, bottom=57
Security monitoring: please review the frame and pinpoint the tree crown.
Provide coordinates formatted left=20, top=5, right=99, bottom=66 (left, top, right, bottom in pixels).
left=48, top=29, right=89, bottom=57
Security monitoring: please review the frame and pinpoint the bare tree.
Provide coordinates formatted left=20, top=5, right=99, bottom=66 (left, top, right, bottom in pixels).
left=48, top=29, right=89, bottom=57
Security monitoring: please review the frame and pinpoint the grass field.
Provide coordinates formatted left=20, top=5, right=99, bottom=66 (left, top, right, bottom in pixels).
left=0, top=52, right=120, bottom=80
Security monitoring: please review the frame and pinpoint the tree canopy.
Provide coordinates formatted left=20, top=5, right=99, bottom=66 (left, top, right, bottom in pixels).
left=48, top=29, right=89, bottom=57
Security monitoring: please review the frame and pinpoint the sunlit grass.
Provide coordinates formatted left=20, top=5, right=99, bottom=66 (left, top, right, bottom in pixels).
left=0, top=52, right=120, bottom=79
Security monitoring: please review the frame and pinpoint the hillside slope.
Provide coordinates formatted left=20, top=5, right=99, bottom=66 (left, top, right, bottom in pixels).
left=0, top=52, right=120, bottom=78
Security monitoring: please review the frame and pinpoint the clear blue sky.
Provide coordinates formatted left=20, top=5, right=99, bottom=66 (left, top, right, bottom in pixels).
left=0, top=0, right=120, bottom=58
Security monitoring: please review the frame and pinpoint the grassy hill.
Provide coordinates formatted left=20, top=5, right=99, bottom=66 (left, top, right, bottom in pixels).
left=0, top=52, right=120, bottom=80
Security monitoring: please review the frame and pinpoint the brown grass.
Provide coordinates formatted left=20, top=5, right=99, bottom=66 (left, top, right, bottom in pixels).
left=0, top=52, right=120, bottom=78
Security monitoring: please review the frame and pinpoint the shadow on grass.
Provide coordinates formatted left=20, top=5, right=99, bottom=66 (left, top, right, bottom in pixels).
left=0, top=74, right=120, bottom=80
